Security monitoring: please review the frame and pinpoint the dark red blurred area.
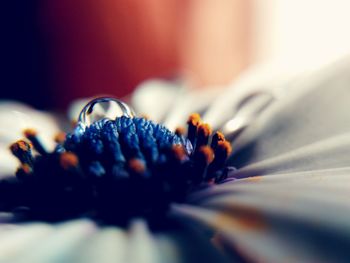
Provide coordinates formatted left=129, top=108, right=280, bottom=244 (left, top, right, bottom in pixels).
left=1, top=0, right=251, bottom=111
left=41, top=0, right=184, bottom=108
left=1, top=1, right=182, bottom=110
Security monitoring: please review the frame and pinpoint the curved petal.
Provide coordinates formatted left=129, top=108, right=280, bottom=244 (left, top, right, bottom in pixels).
left=72, top=225, right=127, bottom=263
left=232, top=133, right=350, bottom=178
left=0, top=102, right=61, bottom=178
left=0, top=223, right=54, bottom=261
left=0, top=220, right=96, bottom=263
left=174, top=184, right=350, bottom=263
left=131, top=79, right=182, bottom=123
left=230, top=57, right=350, bottom=166
left=163, top=88, right=220, bottom=131
left=131, top=79, right=220, bottom=130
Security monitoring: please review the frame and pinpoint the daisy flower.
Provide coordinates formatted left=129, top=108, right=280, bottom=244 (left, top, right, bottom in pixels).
left=1, top=57, right=350, bottom=263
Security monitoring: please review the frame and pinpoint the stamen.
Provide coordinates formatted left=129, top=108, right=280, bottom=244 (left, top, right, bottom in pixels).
left=207, top=141, right=232, bottom=177
left=192, top=146, right=214, bottom=183
left=196, top=123, right=212, bottom=149
left=170, top=145, right=187, bottom=162
left=216, top=141, right=232, bottom=157
left=9, top=140, right=34, bottom=166
left=59, top=152, right=79, bottom=170
left=175, top=127, right=185, bottom=137
left=23, top=129, right=47, bottom=155
left=128, top=158, right=147, bottom=176
left=196, top=146, right=214, bottom=165
left=140, top=114, right=150, bottom=120
left=187, top=113, right=201, bottom=146
left=211, top=131, right=225, bottom=149
left=54, top=132, right=67, bottom=144
left=16, top=164, right=33, bottom=181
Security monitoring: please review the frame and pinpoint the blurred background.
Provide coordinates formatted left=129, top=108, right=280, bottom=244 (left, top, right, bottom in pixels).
left=2, top=0, right=350, bottom=110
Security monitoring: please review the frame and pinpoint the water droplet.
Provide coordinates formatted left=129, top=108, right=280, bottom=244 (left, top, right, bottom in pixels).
left=78, top=97, right=135, bottom=126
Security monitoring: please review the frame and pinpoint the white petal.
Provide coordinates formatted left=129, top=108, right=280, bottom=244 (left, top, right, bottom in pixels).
left=67, top=98, right=91, bottom=123
left=230, top=57, right=350, bottom=164
left=173, top=200, right=350, bottom=263
left=154, top=235, right=182, bottom=263
left=72, top=227, right=127, bottom=263
left=0, top=223, right=54, bottom=261
left=9, top=220, right=97, bottom=263
left=131, top=79, right=181, bottom=123
left=203, top=54, right=350, bottom=131
left=0, top=102, right=61, bottom=178
left=202, top=62, right=295, bottom=130
left=126, top=220, right=162, bottom=263
left=0, top=102, right=60, bottom=148
left=233, top=133, right=350, bottom=177
left=163, top=88, right=220, bottom=131
left=0, top=148, right=19, bottom=179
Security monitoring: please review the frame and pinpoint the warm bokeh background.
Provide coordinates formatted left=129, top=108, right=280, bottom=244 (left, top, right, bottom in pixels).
left=2, top=0, right=350, bottom=110
left=2, top=0, right=251, bottom=109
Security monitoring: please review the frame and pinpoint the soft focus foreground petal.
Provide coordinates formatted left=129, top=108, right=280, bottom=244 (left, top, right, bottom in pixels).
left=174, top=189, right=350, bottom=263
left=231, top=57, right=350, bottom=167
left=166, top=210, right=232, bottom=263
left=0, top=218, right=222, bottom=263
left=233, top=133, right=350, bottom=178
left=126, top=220, right=161, bottom=263
left=131, top=79, right=181, bottom=123
left=73, top=223, right=186, bottom=263
left=125, top=219, right=227, bottom=263
left=0, top=223, right=54, bottom=262
left=183, top=167, right=350, bottom=262
left=8, top=220, right=97, bottom=263
left=0, top=101, right=61, bottom=177
left=72, top=227, right=127, bottom=263
left=0, top=219, right=173, bottom=263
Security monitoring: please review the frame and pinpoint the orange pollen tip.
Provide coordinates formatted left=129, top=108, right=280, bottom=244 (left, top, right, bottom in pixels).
left=23, top=128, right=37, bottom=137
left=21, top=164, right=32, bottom=174
left=54, top=132, right=66, bottom=143
left=198, top=123, right=212, bottom=137
left=187, top=113, right=201, bottom=126
left=217, top=141, right=232, bottom=156
left=128, top=158, right=146, bottom=174
left=140, top=114, right=150, bottom=120
left=198, top=146, right=214, bottom=164
left=175, top=127, right=185, bottom=136
left=60, top=152, right=79, bottom=170
left=10, top=140, right=31, bottom=153
left=171, top=145, right=187, bottom=161
left=214, top=131, right=225, bottom=142
left=71, top=120, right=78, bottom=128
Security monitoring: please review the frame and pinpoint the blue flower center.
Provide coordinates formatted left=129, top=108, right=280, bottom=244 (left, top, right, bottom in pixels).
left=6, top=115, right=233, bottom=226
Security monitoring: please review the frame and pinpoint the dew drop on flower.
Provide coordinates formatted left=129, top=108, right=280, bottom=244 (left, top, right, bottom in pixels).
left=78, top=97, right=135, bottom=127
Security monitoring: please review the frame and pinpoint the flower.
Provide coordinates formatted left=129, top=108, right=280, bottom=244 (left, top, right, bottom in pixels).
left=1, top=57, right=350, bottom=262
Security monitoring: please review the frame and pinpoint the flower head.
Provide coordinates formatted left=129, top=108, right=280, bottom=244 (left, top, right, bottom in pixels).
left=1, top=62, right=350, bottom=263
left=5, top=98, right=233, bottom=228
